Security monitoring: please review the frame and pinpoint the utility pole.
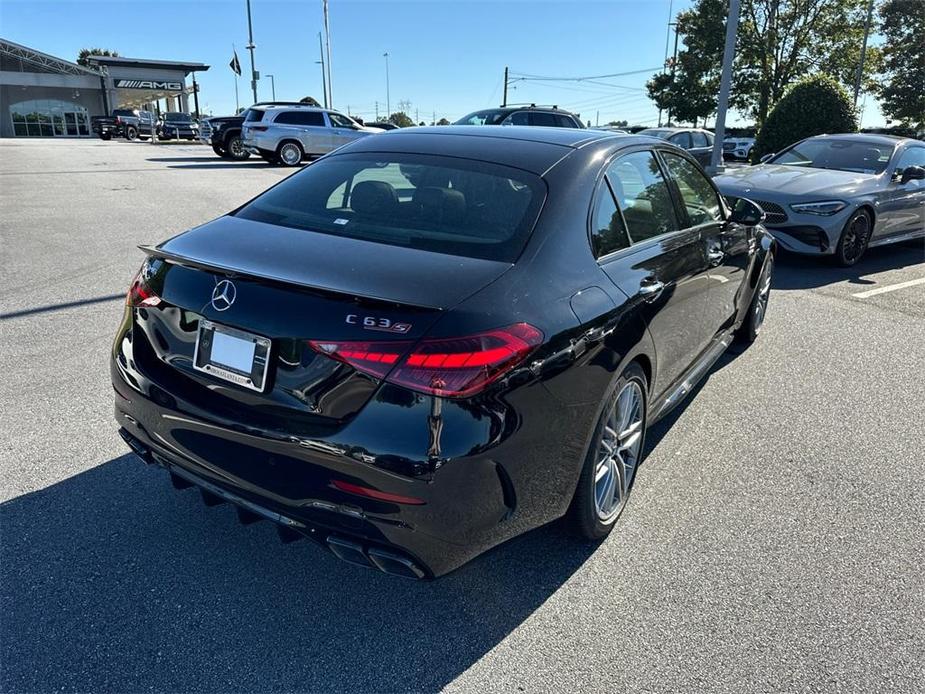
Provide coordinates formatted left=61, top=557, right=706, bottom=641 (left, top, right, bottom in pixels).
left=853, top=0, right=875, bottom=108
left=659, top=0, right=674, bottom=127
left=266, top=74, right=276, bottom=101
left=245, top=0, right=258, bottom=103
left=383, top=51, right=391, bottom=116
left=316, top=32, right=328, bottom=108
left=375, top=101, right=379, bottom=121
left=596, top=110, right=599, bottom=127
left=709, top=0, right=740, bottom=174
left=415, top=108, right=419, bottom=123
left=502, top=66, right=509, bottom=107
left=323, top=0, right=333, bottom=107
left=665, top=23, right=679, bottom=126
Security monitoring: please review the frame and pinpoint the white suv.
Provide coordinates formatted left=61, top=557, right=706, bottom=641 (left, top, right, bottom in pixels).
left=241, top=105, right=379, bottom=166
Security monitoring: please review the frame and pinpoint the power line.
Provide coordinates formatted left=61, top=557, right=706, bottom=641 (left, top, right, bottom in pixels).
left=509, top=66, right=662, bottom=81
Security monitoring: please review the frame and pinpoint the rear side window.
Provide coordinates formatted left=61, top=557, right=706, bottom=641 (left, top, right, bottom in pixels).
left=590, top=180, right=631, bottom=257
left=690, top=132, right=708, bottom=147
left=661, top=152, right=723, bottom=226
left=244, top=109, right=265, bottom=122
left=506, top=111, right=530, bottom=125
left=606, top=151, right=679, bottom=243
left=275, top=111, right=326, bottom=126
left=670, top=132, right=692, bottom=149
left=235, top=153, right=545, bottom=262
left=529, top=112, right=558, bottom=127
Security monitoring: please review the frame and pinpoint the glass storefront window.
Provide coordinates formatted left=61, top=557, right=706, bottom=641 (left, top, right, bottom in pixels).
left=9, top=99, right=90, bottom=137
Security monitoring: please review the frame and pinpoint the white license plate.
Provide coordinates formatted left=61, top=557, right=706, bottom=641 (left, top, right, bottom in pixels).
left=193, top=320, right=271, bottom=392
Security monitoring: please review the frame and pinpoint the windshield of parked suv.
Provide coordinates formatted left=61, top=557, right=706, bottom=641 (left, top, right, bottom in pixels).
left=770, top=138, right=894, bottom=174
left=454, top=109, right=510, bottom=126
left=235, top=153, right=545, bottom=261
left=164, top=113, right=192, bottom=123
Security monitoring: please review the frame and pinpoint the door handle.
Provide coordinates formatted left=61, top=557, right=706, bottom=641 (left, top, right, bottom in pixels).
left=638, top=277, right=665, bottom=302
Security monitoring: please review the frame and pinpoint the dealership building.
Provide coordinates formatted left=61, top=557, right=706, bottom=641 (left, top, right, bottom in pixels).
left=0, top=38, right=209, bottom=138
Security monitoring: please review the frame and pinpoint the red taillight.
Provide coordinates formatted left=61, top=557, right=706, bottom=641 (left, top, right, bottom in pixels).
left=308, top=323, right=542, bottom=398
left=331, top=480, right=425, bottom=505
left=126, top=269, right=161, bottom=307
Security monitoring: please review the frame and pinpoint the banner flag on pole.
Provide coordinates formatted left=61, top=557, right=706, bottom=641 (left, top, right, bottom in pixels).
left=230, top=49, right=242, bottom=76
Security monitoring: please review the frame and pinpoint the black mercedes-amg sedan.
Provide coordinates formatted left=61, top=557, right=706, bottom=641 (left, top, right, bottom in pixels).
left=112, top=126, right=775, bottom=578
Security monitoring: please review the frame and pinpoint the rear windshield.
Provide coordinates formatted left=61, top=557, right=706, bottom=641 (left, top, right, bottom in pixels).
left=244, top=109, right=265, bottom=122
left=770, top=138, right=894, bottom=174
left=235, top=153, right=545, bottom=261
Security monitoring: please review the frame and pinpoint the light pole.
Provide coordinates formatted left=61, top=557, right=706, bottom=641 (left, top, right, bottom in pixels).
left=709, top=0, right=740, bottom=174
left=245, top=0, right=258, bottom=103
left=266, top=73, right=276, bottom=101
left=317, top=32, right=328, bottom=108
left=383, top=52, right=391, bottom=118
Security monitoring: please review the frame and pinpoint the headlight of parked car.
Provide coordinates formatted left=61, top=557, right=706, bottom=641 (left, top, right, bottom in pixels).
left=790, top=200, right=848, bottom=216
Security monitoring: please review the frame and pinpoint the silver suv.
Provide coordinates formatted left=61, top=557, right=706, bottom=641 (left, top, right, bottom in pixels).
left=241, top=105, right=378, bottom=166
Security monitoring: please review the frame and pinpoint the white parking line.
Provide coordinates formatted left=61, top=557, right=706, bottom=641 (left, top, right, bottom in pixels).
left=852, top=277, right=925, bottom=298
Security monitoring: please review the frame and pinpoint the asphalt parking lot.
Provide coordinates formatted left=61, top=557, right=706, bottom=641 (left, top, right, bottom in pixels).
left=2, top=138, right=923, bottom=693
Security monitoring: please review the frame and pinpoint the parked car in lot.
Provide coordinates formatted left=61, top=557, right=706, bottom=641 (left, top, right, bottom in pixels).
left=112, top=126, right=775, bottom=578
left=241, top=104, right=378, bottom=166
left=455, top=104, right=585, bottom=128
left=714, top=133, right=925, bottom=266
left=91, top=108, right=157, bottom=141
left=638, top=127, right=720, bottom=168
left=207, top=102, right=321, bottom=161
left=157, top=112, right=200, bottom=141
left=723, top=137, right=755, bottom=161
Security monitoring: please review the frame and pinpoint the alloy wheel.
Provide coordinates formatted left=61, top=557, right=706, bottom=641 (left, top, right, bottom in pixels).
left=279, top=143, right=302, bottom=166
left=594, top=380, right=645, bottom=522
left=841, top=213, right=870, bottom=265
left=228, top=136, right=247, bottom=159
left=753, top=257, right=773, bottom=333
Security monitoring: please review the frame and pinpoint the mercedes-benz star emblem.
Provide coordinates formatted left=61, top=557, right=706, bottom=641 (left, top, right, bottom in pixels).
left=211, top=279, right=237, bottom=312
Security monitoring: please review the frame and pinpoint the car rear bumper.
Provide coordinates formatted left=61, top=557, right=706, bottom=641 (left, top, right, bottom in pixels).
left=109, top=318, right=578, bottom=576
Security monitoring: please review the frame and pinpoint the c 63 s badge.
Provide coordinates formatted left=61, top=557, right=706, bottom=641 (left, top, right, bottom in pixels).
left=346, top=314, right=413, bottom=334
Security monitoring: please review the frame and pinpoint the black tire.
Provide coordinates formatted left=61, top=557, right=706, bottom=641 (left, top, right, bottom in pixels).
left=212, top=143, right=227, bottom=157
left=736, top=253, right=774, bottom=345
left=224, top=134, right=251, bottom=160
left=834, top=209, right=872, bottom=267
left=570, top=362, right=648, bottom=540
left=99, top=133, right=112, bottom=141
left=276, top=140, right=304, bottom=167
left=124, top=126, right=138, bottom=141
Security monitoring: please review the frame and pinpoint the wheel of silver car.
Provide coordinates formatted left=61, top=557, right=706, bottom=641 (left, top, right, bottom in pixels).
left=277, top=141, right=303, bottom=167
left=226, top=134, right=250, bottom=160
left=835, top=209, right=872, bottom=267
left=571, top=363, right=647, bottom=539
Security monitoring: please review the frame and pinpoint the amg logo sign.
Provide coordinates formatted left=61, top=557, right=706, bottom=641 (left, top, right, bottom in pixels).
left=116, top=79, right=183, bottom=91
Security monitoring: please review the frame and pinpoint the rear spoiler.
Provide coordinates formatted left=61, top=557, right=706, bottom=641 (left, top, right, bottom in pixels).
left=138, top=245, right=440, bottom=310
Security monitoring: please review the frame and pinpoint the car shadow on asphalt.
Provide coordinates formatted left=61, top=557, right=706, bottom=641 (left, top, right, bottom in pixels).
left=771, top=241, right=925, bottom=291
left=0, top=452, right=598, bottom=692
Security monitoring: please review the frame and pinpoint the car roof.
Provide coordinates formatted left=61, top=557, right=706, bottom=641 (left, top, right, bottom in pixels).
left=332, top=125, right=653, bottom=175
left=469, top=105, right=580, bottom=116
left=640, top=127, right=711, bottom=133
left=256, top=104, right=326, bottom=112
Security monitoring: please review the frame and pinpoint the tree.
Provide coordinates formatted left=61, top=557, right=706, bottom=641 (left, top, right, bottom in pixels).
left=388, top=111, right=414, bottom=128
left=754, top=74, right=857, bottom=159
left=607, top=120, right=629, bottom=127
left=877, top=0, right=925, bottom=129
left=647, top=0, right=879, bottom=127
left=77, top=48, right=119, bottom=67
left=299, top=96, right=322, bottom=107
left=436, top=118, right=451, bottom=126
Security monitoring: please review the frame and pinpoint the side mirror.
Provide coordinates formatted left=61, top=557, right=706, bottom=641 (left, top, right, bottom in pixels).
left=899, top=165, right=925, bottom=184
left=759, top=153, right=775, bottom=164
left=729, top=197, right=767, bottom=226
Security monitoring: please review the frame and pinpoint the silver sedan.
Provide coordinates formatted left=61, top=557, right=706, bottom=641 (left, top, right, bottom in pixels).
left=714, top=134, right=925, bottom=266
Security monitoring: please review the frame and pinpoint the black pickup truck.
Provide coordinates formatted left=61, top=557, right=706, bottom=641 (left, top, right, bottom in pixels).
left=207, top=102, right=314, bottom=160
left=90, top=109, right=157, bottom=141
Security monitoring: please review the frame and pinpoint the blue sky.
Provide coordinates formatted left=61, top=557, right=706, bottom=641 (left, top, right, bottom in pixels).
left=0, top=0, right=884, bottom=126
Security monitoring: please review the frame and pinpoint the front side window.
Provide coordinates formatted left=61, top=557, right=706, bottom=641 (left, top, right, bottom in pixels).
left=328, top=112, right=357, bottom=128
left=893, top=147, right=925, bottom=177
left=505, top=111, right=530, bottom=126
left=606, top=151, right=680, bottom=243
left=235, top=153, right=545, bottom=262
left=529, top=112, right=558, bottom=127
left=661, top=152, right=723, bottom=226
left=669, top=132, right=692, bottom=149
left=454, top=109, right=508, bottom=126
left=590, top=180, right=631, bottom=257
left=690, top=131, right=708, bottom=147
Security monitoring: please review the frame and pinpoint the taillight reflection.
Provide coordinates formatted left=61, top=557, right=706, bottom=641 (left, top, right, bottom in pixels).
left=126, top=267, right=161, bottom=307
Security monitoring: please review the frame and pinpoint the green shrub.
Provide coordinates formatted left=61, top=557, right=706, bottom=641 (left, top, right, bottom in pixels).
left=754, top=75, right=858, bottom=161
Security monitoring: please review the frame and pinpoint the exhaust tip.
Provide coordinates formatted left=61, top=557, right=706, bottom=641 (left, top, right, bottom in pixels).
left=326, top=536, right=374, bottom=569
left=367, top=548, right=426, bottom=579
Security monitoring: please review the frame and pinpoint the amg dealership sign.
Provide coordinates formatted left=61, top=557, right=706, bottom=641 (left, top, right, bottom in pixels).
left=115, top=79, right=183, bottom=91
